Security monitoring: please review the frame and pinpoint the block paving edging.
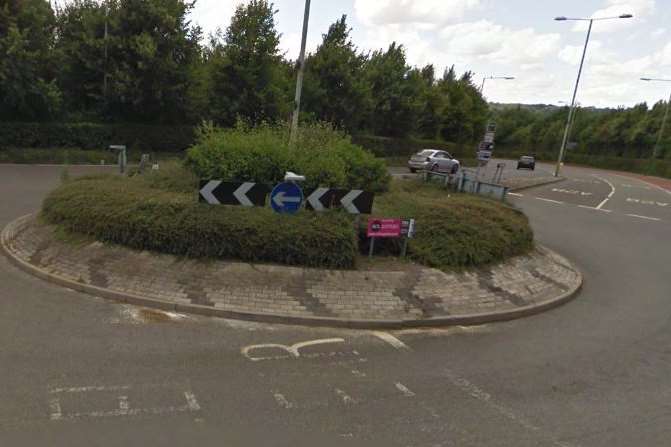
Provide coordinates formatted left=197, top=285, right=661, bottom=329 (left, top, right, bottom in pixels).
left=1, top=215, right=582, bottom=329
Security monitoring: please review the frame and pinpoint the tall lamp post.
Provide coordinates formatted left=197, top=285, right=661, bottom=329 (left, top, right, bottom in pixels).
left=553, top=13, right=633, bottom=177
left=289, top=0, right=312, bottom=144
left=480, top=76, right=515, bottom=94
left=558, top=100, right=581, bottom=148
left=641, top=77, right=671, bottom=159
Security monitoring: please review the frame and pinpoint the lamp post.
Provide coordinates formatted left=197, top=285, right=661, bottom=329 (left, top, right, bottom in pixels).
left=480, top=76, right=515, bottom=94
left=559, top=100, right=581, bottom=148
left=553, top=13, right=633, bottom=177
left=289, top=0, right=312, bottom=144
left=641, top=77, right=671, bottom=159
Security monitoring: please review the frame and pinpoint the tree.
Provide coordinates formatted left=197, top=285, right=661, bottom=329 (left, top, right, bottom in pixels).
left=0, top=0, right=61, bottom=120
left=209, top=0, right=290, bottom=126
left=302, top=15, right=368, bottom=132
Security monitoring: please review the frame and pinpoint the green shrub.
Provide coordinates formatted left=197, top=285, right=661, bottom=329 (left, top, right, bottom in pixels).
left=372, top=181, right=534, bottom=268
left=352, top=134, right=465, bottom=158
left=0, top=122, right=195, bottom=152
left=185, top=123, right=391, bottom=192
left=42, top=175, right=358, bottom=268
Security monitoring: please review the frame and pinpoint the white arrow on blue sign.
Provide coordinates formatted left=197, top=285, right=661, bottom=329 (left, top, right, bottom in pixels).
left=270, top=182, right=304, bottom=214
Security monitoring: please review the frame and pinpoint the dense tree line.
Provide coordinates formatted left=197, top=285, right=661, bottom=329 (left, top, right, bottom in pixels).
left=493, top=101, right=670, bottom=159
left=0, top=0, right=487, bottom=142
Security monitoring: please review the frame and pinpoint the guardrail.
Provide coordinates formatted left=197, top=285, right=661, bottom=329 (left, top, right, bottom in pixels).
left=423, top=170, right=509, bottom=201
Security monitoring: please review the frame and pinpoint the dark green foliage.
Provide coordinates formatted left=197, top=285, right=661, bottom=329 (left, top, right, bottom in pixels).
left=0, top=0, right=61, bottom=120
left=352, top=135, right=463, bottom=158
left=184, top=122, right=391, bottom=192
left=373, top=181, right=534, bottom=269
left=42, top=175, right=358, bottom=268
left=0, top=122, right=195, bottom=151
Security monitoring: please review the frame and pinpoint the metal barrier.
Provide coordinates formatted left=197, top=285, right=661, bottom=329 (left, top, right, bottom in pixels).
left=424, top=170, right=509, bottom=201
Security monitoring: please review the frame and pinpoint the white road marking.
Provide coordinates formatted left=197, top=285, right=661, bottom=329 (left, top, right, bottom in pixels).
left=445, top=369, right=574, bottom=447
left=241, top=338, right=346, bottom=361
left=334, top=388, right=357, bottom=405
left=626, top=198, right=668, bottom=207
left=184, top=391, right=201, bottom=411
left=395, top=382, right=416, bottom=397
left=507, top=192, right=524, bottom=197
left=118, top=396, right=130, bottom=414
left=371, top=331, right=411, bottom=350
left=49, top=385, right=132, bottom=394
left=593, top=175, right=616, bottom=210
left=351, top=369, right=367, bottom=377
left=49, top=398, right=62, bottom=421
left=535, top=197, right=564, bottom=204
left=48, top=387, right=201, bottom=421
left=551, top=188, right=592, bottom=196
left=273, top=393, right=294, bottom=409
left=577, top=205, right=612, bottom=213
left=626, top=214, right=662, bottom=222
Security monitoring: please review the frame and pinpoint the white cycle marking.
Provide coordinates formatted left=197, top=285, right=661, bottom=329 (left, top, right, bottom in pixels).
left=241, top=338, right=346, bottom=362
left=536, top=197, right=564, bottom=204
left=551, top=188, right=592, bottom=196
left=395, top=382, right=416, bottom=397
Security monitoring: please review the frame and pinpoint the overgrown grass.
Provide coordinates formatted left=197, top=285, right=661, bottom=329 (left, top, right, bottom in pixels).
left=372, top=180, right=534, bottom=269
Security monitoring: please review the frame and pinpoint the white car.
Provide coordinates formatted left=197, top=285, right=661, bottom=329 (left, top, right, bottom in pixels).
left=408, top=149, right=460, bottom=174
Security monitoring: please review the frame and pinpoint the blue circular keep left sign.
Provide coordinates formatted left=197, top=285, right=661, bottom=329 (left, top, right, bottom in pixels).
left=270, top=182, right=304, bottom=214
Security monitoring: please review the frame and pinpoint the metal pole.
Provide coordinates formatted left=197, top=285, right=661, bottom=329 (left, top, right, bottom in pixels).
left=555, top=19, right=593, bottom=177
left=480, top=77, right=487, bottom=92
left=104, top=1, right=108, bottom=98
left=368, top=237, right=375, bottom=259
left=652, top=92, right=671, bottom=159
left=289, top=0, right=311, bottom=144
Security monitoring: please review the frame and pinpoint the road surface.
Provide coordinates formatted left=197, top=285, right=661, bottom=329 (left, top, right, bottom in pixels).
left=0, top=163, right=670, bottom=446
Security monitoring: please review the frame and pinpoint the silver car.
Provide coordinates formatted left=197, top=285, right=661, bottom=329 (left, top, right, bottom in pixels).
left=408, top=149, right=460, bottom=174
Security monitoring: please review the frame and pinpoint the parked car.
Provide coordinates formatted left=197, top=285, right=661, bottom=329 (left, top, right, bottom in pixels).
left=517, top=155, right=536, bottom=170
left=408, top=149, right=460, bottom=174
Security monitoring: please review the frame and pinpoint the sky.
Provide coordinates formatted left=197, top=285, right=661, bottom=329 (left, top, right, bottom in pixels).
left=189, top=0, right=671, bottom=108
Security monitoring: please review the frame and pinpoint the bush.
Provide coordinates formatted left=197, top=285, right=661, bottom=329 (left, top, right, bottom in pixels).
left=0, top=122, right=195, bottom=152
left=185, top=123, right=391, bottom=192
left=42, top=175, right=358, bottom=269
left=372, top=181, right=534, bottom=268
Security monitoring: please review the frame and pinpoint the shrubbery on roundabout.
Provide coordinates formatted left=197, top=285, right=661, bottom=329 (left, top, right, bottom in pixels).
left=41, top=124, right=534, bottom=270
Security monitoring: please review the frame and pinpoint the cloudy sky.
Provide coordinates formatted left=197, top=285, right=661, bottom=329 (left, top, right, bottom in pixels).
left=189, top=0, right=671, bottom=108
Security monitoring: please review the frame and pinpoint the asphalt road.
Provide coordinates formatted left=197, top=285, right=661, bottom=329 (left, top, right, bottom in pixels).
left=1, top=163, right=670, bottom=446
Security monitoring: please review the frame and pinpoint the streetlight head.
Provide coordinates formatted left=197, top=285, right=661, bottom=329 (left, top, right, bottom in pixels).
left=504, top=77, right=515, bottom=80
left=554, top=16, right=568, bottom=21
left=619, top=14, right=633, bottom=18
left=640, top=77, right=652, bottom=81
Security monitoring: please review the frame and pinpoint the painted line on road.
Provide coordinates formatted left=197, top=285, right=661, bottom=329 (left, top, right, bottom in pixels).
left=395, top=382, right=416, bottom=397
left=371, top=331, right=411, bottom=350
left=335, top=388, right=357, bottom=405
left=49, top=385, right=132, bottom=394
left=507, top=192, right=524, bottom=197
left=273, top=393, right=294, bottom=409
left=593, top=175, right=616, bottom=210
left=535, top=197, right=564, bottom=204
left=577, top=205, right=612, bottom=213
left=626, top=214, right=662, bottom=222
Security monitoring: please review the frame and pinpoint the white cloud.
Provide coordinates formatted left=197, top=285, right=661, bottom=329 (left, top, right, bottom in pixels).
left=439, top=21, right=561, bottom=65
left=189, top=0, right=241, bottom=38
left=354, top=0, right=481, bottom=27
left=651, top=27, right=666, bottom=38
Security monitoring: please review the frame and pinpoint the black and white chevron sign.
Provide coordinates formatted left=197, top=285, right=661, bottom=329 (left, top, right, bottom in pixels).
left=305, top=188, right=374, bottom=214
left=199, top=181, right=270, bottom=207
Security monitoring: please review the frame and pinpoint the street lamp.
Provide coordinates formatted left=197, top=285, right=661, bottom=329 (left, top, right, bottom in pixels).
left=480, top=76, right=515, bottom=94
left=559, top=100, right=581, bottom=148
left=553, top=13, right=634, bottom=177
left=289, top=0, right=312, bottom=144
left=641, top=77, right=671, bottom=159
